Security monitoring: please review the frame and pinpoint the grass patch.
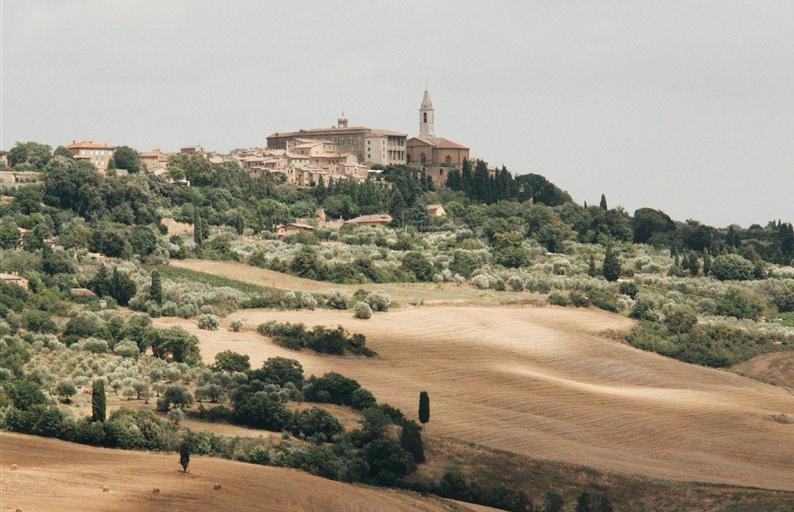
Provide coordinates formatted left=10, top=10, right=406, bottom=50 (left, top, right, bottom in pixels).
left=154, top=265, right=272, bottom=295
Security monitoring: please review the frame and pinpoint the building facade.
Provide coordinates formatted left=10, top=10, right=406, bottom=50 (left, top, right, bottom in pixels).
left=406, top=89, right=470, bottom=174
left=66, top=141, right=115, bottom=173
left=267, top=116, right=406, bottom=166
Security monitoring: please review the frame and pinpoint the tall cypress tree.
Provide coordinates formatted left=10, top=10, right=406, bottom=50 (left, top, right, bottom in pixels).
left=418, top=391, right=430, bottom=425
left=92, top=380, right=106, bottom=422
left=602, top=246, right=621, bottom=282
left=599, top=194, right=608, bottom=210
left=179, top=439, right=191, bottom=473
left=702, top=249, right=711, bottom=276
left=150, top=269, right=163, bottom=305
left=193, top=211, right=203, bottom=246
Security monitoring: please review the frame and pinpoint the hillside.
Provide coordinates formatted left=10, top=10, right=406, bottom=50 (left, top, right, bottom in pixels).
left=0, top=432, right=491, bottom=512
left=155, top=291, right=794, bottom=491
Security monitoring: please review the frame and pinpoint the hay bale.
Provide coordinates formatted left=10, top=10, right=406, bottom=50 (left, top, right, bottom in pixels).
left=213, top=483, right=221, bottom=490
left=102, top=485, right=110, bottom=493
left=152, top=488, right=160, bottom=494
left=10, top=464, right=18, bottom=470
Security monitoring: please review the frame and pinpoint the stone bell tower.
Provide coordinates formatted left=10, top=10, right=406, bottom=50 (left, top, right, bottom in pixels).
left=419, top=88, right=435, bottom=137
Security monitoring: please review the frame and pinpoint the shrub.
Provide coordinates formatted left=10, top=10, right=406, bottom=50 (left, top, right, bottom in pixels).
left=547, top=291, right=569, bottom=307
left=233, top=392, right=293, bottom=431
left=353, top=302, right=372, bottom=319
left=157, top=384, right=194, bottom=411
left=365, top=292, right=391, bottom=312
left=113, top=339, right=140, bottom=358
left=148, top=327, right=200, bottom=364
left=663, top=306, right=698, bottom=334
left=7, top=379, right=47, bottom=410
left=230, top=319, right=243, bottom=332
left=78, top=337, right=109, bottom=353
left=400, top=420, right=425, bottom=463
left=618, top=281, right=639, bottom=299
left=716, top=287, right=768, bottom=320
left=303, top=372, right=362, bottom=406
left=602, top=246, right=621, bottom=282
left=588, top=288, right=619, bottom=312
left=197, top=314, right=220, bottom=331
left=326, top=291, right=349, bottom=310
left=401, top=252, right=433, bottom=281
left=250, top=357, right=304, bottom=387
left=568, top=290, right=590, bottom=308
left=350, top=388, right=376, bottom=410
left=710, top=254, right=755, bottom=281
left=213, top=350, right=251, bottom=372
left=294, top=407, right=343, bottom=439
left=362, top=437, right=415, bottom=485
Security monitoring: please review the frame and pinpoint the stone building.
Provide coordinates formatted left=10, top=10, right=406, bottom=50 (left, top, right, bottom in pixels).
left=66, top=140, right=115, bottom=173
left=405, top=89, right=469, bottom=173
left=267, top=116, right=407, bottom=166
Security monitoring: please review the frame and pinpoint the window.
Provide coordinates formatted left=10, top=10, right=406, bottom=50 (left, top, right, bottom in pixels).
left=420, top=153, right=426, bottom=164
left=423, top=113, right=427, bottom=123
left=445, top=155, right=452, bottom=165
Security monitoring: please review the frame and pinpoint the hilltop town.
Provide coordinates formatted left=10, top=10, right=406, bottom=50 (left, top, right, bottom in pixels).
left=1, top=89, right=476, bottom=190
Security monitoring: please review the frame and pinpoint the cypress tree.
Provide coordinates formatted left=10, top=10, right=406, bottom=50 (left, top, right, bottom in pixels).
left=92, top=380, right=106, bottom=422
left=179, top=439, right=191, bottom=473
left=602, top=246, right=621, bottom=282
left=400, top=420, right=425, bottom=463
left=599, top=194, right=608, bottom=210
left=193, top=212, right=203, bottom=246
left=418, top=391, right=430, bottom=425
left=234, top=210, right=245, bottom=235
left=150, top=269, right=163, bottom=305
left=588, top=253, right=597, bottom=277
left=686, top=252, right=700, bottom=276
left=702, top=249, right=711, bottom=276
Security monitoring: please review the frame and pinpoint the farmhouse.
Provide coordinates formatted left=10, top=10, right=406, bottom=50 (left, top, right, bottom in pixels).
left=425, top=204, right=446, bottom=217
left=0, top=272, right=29, bottom=289
left=66, top=141, right=115, bottom=173
left=276, top=223, right=315, bottom=239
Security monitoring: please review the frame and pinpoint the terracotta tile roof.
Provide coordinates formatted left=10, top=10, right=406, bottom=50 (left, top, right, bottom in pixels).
left=268, top=127, right=406, bottom=138
left=66, top=140, right=114, bottom=150
left=410, top=136, right=469, bottom=150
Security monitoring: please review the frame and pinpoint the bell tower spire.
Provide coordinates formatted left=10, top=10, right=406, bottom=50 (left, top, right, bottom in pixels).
left=419, top=88, right=435, bottom=137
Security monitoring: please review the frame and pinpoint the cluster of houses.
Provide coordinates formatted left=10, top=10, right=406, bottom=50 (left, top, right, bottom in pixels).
left=1, top=88, right=482, bottom=189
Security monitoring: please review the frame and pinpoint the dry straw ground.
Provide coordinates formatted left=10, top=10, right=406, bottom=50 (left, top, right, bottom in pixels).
left=155, top=302, right=794, bottom=492
left=0, top=432, right=493, bottom=512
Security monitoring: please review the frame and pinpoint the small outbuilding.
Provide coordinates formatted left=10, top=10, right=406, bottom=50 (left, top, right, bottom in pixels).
left=424, top=204, right=446, bottom=217
left=343, top=214, right=393, bottom=227
left=276, top=222, right=315, bottom=239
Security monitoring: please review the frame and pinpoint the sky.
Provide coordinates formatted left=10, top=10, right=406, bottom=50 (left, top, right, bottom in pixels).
left=1, top=0, right=792, bottom=227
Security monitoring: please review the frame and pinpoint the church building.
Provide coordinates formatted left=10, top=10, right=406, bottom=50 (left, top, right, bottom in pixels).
left=406, top=89, right=470, bottom=174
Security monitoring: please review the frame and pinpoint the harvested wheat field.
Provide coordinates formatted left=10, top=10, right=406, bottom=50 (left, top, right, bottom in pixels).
left=169, top=258, right=542, bottom=306
left=156, top=305, right=794, bottom=491
left=0, top=432, right=492, bottom=512
left=734, top=351, right=794, bottom=388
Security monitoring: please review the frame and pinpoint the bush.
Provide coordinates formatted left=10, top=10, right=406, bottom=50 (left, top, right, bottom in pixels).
left=353, top=302, right=372, bottom=319
left=588, top=288, right=619, bottom=312
left=618, top=281, right=639, bottom=299
left=250, top=357, right=304, bottom=387
left=362, top=437, right=415, bottom=485
left=365, top=292, right=391, bottom=312
left=197, top=314, right=220, bottom=331
left=113, top=339, right=140, bottom=358
left=568, top=290, right=590, bottom=308
left=214, top=350, right=251, bottom=372
left=233, top=392, right=293, bottom=431
left=401, top=252, right=433, bottom=281
left=716, top=287, right=768, bottom=320
left=294, top=407, right=343, bottom=439
left=326, top=291, right=349, bottom=310
left=157, top=384, right=194, bottom=411
left=303, top=372, right=363, bottom=406
left=663, top=306, right=698, bottom=334
left=548, top=291, right=569, bottom=306
left=230, top=319, right=243, bottom=332
left=78, top=337, right=109, bottom=353
left=710, top=254, right=755, bottom=281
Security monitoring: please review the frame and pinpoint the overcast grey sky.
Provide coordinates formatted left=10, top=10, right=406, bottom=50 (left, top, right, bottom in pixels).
left=2, top=0, right=792, bottom=226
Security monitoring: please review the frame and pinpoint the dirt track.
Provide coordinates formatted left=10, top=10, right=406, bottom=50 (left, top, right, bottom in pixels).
left=0, top=432, right=490, bottom=512
left=156, top=305, right=794, bottom=491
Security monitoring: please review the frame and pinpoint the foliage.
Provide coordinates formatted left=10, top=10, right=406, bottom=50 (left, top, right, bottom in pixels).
left=711, top=254, right=755, bottom=281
